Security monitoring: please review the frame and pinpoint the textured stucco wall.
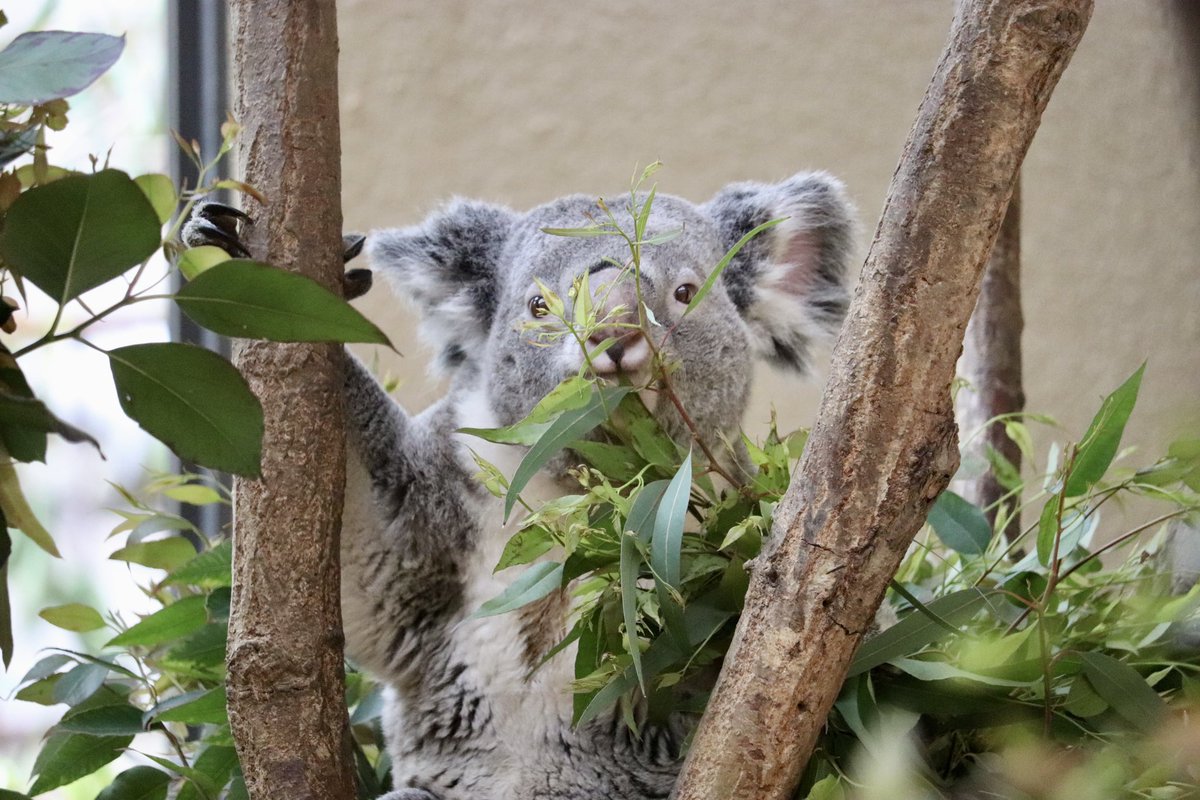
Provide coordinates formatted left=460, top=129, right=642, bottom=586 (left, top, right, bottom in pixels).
left=337, top=1, right=1199, bottom=477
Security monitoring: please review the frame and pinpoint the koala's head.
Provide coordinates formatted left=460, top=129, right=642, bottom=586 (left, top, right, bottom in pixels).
left=367, top=172, right=855, bottom=441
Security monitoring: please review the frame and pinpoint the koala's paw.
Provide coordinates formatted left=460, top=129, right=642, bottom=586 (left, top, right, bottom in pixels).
left=378, top=789, right=441, bottom=800
left=180, top=203, right=373, bottom=299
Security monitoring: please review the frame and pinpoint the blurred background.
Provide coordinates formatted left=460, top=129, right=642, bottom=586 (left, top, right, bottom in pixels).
left=2, top=0, right=1198, bottom=796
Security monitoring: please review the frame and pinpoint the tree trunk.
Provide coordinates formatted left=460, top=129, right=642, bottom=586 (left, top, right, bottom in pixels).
left=226, top=3, right=356, bottom=799
left=956, top=180, right=1025, bottom=541
left=671, top=3, right=1091, bottom=799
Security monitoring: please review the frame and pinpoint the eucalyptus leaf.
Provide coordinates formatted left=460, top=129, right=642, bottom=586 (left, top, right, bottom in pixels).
left=472, top=561, right=563, bottom=618
left=175, top=260, right=392, bottom=345
left=51, top=662, right=109, bottom=706
left=55, top=703, right=145, bottom=736
left=1064, top=364, right=1144, bottom=496
left=28, top=731, right=133, bottom=795
left=926, top=490, right=991, bottom=556
left=38, top=603, right=105, bottom=632
left=619, top=533, right=645, bottom=690
left=848, top=589, right=991, bottom=677
left=0, top=169, right=161, bottom=303
left=683, top=217, right=785, bottom=317
left=503, top=385, right=631, bottom=520
left=108, top=343, right=264, bottom=477
left=106, top=595, right=208, bottom=648
left=144, top=685, right=227, bottom=725
left=650, top=451, right=692, bottom=589
left=109, top=537, right=197, bottom=571
left=176, top=746, right=239, bottom=800
left=1079, top=651, right=1165, bottom=733
left=164, top=539, right=232, bottom=588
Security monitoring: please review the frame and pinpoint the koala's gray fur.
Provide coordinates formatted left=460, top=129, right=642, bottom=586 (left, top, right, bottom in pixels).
left=193, top=173, right=856, bottom=800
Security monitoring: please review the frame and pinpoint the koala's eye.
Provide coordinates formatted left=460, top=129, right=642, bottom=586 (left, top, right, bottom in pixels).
left=528, top=295, right=550, bottom=318
left=673, top=283, right=698, bottom=305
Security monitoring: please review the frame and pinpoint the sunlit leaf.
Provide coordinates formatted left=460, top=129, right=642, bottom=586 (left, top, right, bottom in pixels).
left=108, top=343, right=263, bottom=477
left=110, top=537, right=197, bottom=571
left=0, top=169, right=160, bottom=303
left=0, top=31, right=124, bottom=104
left=39, top=603, right=105, bottom=632
left=175, top=260, right=392, bottom=345
left=177, top=246, right=230, bottom=280
left=134, top=173, right=175, bottom=225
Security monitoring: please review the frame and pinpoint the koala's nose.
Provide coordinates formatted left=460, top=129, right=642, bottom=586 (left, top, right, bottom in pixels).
left=585, top=269, right=649, bottom=374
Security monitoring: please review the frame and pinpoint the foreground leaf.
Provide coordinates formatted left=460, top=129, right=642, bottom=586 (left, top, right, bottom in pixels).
left=144, top=685, right=227, bottom=725
left=848, top=589, right=991, bottom=676
left=108, top=343, right=264, bottom=476
left=106, top=594, right=208, bottom=648
left=650, top=451, right=692, bottom=589
left=472, top=561, right=563, bottom=618
left=175, top=260, right=391, bottom=345
left=95, top=766, right=170, bottom=800
left=29, top=731, right=133, bottom=795
left=0, top=169, right=161, bottom=303
left=926, top=490, right=991, bottom=556
left=55, top=703, right=145, bottom=736
left=110, top=536, right=197, bottom=571
left=0, top=31, right=124, bottom=104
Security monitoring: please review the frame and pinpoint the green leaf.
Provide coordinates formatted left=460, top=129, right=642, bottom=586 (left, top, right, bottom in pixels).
left=619, top=533, right=645, bottom=690
left=108, top=343, right=264, bottom=477
left=16, top=674, right=62, bottom=705
left=144, top=685, right=227, bottom=725
left=0, top=381, right=101, bottom=461
left=350, top=685, right=385, bottom=726
left=39, top=602, right=106, bottom=632
left=110, top=536, right=197, bottom=571
left=134, top=174, right=176, bottom=226
left=1035, top=496, right=1060, bottom=567
left=0, top=458, right=58, bottom=556
left=890, top=657, right=1032, bottom=687
left=1079, top=652, right=1165, bottom=733
left=28, top=731, right=133, bottom=796
left=163, top=484, right=225, bottom=505
left=175, top=260, right=392, bottom=345
left=0, top=790, right=34, bottom=800
left=1064, top=674, right=1108, bottom=718
left=0, top=564, right=10, bottom=670
left=0, top=31, right=124, bottom=104
left=503, top=385, right=631, bottom=520
left=206, top=587, right=231, bottom=622
left=472, top=561, right=563, bottom=618
left=805, top=775, right=846, bottom=800
left=106, top=595, right=208, bottom=648
left=848, top=589, right=990, bottom=677
left=177, top=246, right=231, bottom=280
left=96, top=766, right=171, bottom=800
left=651, top=451, right=692, bottom=589
left=161, top=624, right=228, bottom=674
left=461, top=376, right=591, bottom=446
left=176, top=745, right=238, bottom=800
left=56, top=703, right=145, bottom=736
left=0, top=169, right=161, bottom=303
left=494, top=525, right=556, bottom=571
left=926, top=490, right=991, bottom=556
left=625, top=480, right=669, bottom=544
left=51, top=662, right=109, bottom=706
left=165, top=539, right=232, bottom=588
left=683, top=217, right=785, bottom=317
left=1064, top=364, right=1144, bottom=496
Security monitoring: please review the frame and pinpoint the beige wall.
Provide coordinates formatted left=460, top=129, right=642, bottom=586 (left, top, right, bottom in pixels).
left=337, top=1, right=1199, bottom=476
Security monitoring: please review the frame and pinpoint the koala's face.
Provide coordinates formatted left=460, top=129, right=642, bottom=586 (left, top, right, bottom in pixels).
left=367, top=172, right=856, bottom=440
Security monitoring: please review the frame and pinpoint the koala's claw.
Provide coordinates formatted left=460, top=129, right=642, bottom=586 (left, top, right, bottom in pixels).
left=343, top=233, right=366, bottom=263
left=182, top=201, right=252, bottom=258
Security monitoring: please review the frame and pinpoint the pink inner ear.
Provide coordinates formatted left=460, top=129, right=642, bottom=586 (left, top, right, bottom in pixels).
left=774, top=229, right=817, bottom=296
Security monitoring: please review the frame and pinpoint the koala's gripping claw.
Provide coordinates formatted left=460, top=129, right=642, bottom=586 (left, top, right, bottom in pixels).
left=182, top=202, right=253, bottom=258
left=181, top=202, right=373, bottom=299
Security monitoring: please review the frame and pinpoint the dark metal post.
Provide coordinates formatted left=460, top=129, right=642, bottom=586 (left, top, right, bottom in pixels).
left=168, top=0, right=232, bottom=537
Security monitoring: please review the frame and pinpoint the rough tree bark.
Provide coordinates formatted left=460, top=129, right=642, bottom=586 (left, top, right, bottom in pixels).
left=672, top=3, right=1092, bottom=799
left=955, top=180, right=1025, bottom=541
left=226, top=3, right=357, bottom=799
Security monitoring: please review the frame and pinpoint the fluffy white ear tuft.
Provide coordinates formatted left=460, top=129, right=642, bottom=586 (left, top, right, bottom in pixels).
left=703, top=172, right=856, bottom=372
left=366, top=200, right=516, bottom=373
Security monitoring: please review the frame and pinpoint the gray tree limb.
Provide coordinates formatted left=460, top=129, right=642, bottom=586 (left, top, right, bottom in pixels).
left=226, top=2, right=356, bottom=798
left=671, top=2, right=1092, bottom=798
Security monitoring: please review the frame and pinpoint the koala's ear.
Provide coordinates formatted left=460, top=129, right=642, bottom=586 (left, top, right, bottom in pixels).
left=702, top=172, right=856, bottom=372
left=367, top=200, right=516, bottom=372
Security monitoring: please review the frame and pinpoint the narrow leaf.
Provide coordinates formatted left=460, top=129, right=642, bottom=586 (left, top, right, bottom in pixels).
left=626, top=480, right=669, bottom=543
left=1035, top=496, right=1060, bottom=567
left=848, top=589, right=990, bottom=676
left=503, top=385, right=631, bottom=520
left=472, top=562, right=563, bottom=618
left=110, top=537, right=197, bottom=571
left=0, top=458, right=58, bottom=556
left=650, top=451, right=692, bottom=589
left=108, top=343, right=264, bottom=477
left=175, top=260, right=392, bottom=345
left=683, top=218, right=785, bottom=317
left=1064, top=364, right=1144, bottom=496
left=619, top=533, right=645, bottom=690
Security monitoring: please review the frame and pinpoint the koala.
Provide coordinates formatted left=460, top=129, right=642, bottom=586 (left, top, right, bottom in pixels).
left=184, top=171, right=855, bottom=800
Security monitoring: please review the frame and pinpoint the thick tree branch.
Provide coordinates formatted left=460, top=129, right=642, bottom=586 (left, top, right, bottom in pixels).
left=671, top=3, right=1091, bottom=799
left=226, top=2, right=356, bottom=799
left=956, top=180, right=1025, bottom=541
